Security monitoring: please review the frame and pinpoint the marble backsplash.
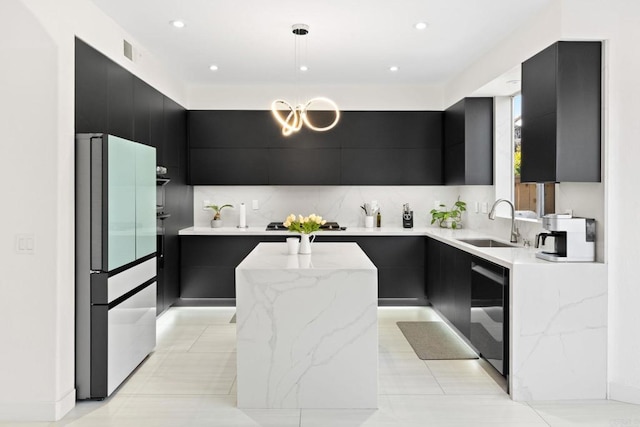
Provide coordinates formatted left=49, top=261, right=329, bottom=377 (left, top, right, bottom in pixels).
left=193, top=182, right=604, bottom=262
left=193, top=186, right=460, bottom=229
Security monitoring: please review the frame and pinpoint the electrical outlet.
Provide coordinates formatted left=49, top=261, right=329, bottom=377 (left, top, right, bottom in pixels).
left=202, top=200, right=210, bottom=210
left=434, top=200, right=441, bottom=209
left=16, top=234, right=35, bottom=254
left=252, top=200, right=259, bottom=210
left=474, top=202, right=479, bottom=213
left=481, top=203, right=489, bottom=214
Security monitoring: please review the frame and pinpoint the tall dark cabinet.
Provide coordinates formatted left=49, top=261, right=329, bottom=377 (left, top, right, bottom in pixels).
left=75, top=38, right=193, bottom=315
left=443, top=97, right=494, bottom=185
left=521, top=41, right=601, bottom=183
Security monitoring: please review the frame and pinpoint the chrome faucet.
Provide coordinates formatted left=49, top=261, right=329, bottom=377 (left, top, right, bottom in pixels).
left=488, top=199, right=520, bottom=243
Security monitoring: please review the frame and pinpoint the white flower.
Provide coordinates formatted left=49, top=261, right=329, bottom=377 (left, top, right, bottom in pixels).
left=321, top=219, right=327, bottom=225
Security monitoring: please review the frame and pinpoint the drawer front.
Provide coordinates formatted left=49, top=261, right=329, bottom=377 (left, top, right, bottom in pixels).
left=107, top=282, right=156, bottom=395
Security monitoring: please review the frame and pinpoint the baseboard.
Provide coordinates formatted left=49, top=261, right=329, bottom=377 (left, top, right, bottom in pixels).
left=610, top=382, right=640, bottom=404
left=0, top=388, right=75, bottom=422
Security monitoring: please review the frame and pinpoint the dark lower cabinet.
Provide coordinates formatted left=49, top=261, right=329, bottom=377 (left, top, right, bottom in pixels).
left=427, top=238, right=472, bottom=338
left=179, top=235, right=426, bottom=305
left=426, top=237, right=509, bottom=376
left=317, top=236, right=426, bottom=305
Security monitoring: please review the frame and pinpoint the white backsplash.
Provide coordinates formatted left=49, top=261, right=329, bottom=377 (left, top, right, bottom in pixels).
left=194, top=186, right=460, bottom=228
left=193, top=182, right=604, bottom=263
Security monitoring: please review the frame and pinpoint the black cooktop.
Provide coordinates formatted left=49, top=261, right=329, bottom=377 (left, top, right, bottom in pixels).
left=265, top=221, right=345, bottom=231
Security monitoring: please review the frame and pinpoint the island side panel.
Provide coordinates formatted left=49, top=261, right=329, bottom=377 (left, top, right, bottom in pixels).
left=510, top=263, right=607, bottom=401
left=236, top=266, right=377, bottom=409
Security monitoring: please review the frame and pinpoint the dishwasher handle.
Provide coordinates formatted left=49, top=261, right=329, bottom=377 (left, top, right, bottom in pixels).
left=471, top=263, right=506, bottom=286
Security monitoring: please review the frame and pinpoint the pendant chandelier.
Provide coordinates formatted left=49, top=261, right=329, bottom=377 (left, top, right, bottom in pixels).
left=271, top=24, right=340, bottom=136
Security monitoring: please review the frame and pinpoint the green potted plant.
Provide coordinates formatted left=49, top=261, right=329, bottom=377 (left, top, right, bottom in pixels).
left=430, top=197, right=467, bottom=229
left=206, top=204, right=233, bottom=228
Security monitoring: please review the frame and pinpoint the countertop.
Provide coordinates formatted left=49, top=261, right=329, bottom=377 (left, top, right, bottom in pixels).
left=179, top=225, right=566, bottom=268
left=236, top=242, right=377, bottom=271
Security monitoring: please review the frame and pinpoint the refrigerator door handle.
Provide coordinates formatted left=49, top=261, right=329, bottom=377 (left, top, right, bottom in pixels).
left=90, top=135, right=106, bottom=271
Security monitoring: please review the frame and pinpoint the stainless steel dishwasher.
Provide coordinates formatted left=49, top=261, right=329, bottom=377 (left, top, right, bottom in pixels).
left=470, top=258, right=509, bottom=376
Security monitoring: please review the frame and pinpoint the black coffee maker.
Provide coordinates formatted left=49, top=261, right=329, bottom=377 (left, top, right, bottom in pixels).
left=402, top=203, right=413, bottom=228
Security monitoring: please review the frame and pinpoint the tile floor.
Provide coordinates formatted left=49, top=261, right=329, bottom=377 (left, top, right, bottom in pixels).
left=6, top=307, right=640, bottom=426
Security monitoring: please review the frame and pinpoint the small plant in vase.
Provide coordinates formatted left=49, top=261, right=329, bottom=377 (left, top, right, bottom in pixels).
left=430, top=197, right=467, bottom=229
left=206, top=204, right=233, bottom=228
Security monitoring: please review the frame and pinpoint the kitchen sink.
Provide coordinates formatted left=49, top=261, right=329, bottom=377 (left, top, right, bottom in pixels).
left=456, top=238, right=517, bottom=248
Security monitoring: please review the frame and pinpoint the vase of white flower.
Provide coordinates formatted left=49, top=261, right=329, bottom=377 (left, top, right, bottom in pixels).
left=283, top=213, right=326, bottom=254
left=299, top=234, right=316, bottom=254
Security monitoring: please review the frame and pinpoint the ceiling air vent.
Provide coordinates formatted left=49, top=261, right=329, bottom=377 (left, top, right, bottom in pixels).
left=123, top=39, right=133, bottom=61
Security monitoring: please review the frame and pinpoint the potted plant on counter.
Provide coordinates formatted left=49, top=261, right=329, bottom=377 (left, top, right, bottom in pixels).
left=430, top=197, right=466, bottom=229
left=206, top=204, right=233, bottom=228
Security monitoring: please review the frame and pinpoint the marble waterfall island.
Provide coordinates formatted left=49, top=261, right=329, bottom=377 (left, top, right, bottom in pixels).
left=235, top=242, right=378, bottom=409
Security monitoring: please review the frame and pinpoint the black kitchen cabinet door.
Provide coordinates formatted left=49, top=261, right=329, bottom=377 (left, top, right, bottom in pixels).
left=443, top=98, right=493, bottom=185
left=426, top=237, right=442, bottom=308
left=149, top=90, right=165, bottom=162
left=268, top=149, right=341, bottom=185
left=106, top=60, right=134, bottom=140
left=521, top=41, right=601, bottom=183
left=315, top=235, right=427, bottom=305
left=338, top=111, right=443, bottom=149
left=341, top=148, right=442, bottom=185
left=163, top=97, right=186, bottom=168
left=453, top=250, right=472, bottom=338
left=75, top=39, right=108, bottom=134
left=187, top=110, right=443, bottom=185
left=180, top=235, right=427, bottom=305
left=189, top=148, right=269, bottom=185
left=133, top=77, right=153, bottom=146
left=425, top=238, right=471, bottom=338
left=180, top=236, right=282, bottom=300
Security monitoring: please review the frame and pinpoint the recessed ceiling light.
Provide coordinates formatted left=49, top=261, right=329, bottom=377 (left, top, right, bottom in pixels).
left=209, top=65, right=219, bottom=71
left=300, top=65, right=308, bottom=72
left=415, top=22, right=428, bottom=30
left=170, top=20, right=185, bottom=28
left=390, top=66, right=399, bottom=72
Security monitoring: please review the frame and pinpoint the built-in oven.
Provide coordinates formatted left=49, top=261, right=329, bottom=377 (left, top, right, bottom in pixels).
left=470, top=257, right=509, bottom=376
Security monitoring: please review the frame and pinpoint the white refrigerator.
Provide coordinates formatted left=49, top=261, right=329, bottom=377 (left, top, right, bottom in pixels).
left=75, top=133, right=157, bottom=399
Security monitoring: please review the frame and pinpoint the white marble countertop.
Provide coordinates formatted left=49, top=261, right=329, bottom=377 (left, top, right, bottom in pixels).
left=179, top=225, right=562, bottom=268
left=236, top=242, right=377, bottom=271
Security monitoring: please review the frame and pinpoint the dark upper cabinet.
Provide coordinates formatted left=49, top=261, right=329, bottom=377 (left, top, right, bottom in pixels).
left=189, top=148, right=269, bottom=185
left=443, top=97, right=494, bottom=185
left=163, top=97, right=186, bottom=168
left=341, top=148, right=441, bottom=185
left=187, top=110, right=443, bottom=185
left=133, top=77, right=153, bottom=146
left=268, top=149, right=341, bottom=185
left=521, top=41, right=601, bottom=183
left=106, top=59, right=134, bottom=140
left=75, top=39, right=108, bottom=134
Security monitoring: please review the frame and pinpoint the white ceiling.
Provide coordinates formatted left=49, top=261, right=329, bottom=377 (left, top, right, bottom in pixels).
left=88, top=0, right=552, bottom=89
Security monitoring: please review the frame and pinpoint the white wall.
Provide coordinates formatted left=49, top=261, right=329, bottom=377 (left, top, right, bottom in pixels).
left=188, top=83, right=445, bottom=111
left=558, top=0, right=640, bottom=404
left=0, top=1, right=69, bottom=420
left=0, top=0, right=185, bottom=421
